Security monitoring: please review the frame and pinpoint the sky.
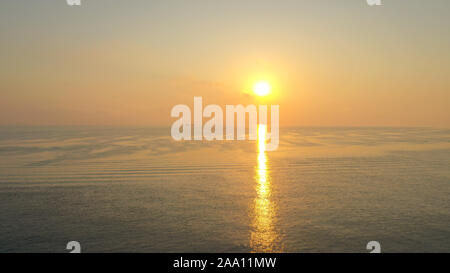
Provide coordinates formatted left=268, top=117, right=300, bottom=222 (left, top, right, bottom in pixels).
left=0, top=0, right=449, bottom=127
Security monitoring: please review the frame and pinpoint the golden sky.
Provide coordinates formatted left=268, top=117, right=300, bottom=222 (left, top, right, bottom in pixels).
left=0, top=0, right=449, bottom=127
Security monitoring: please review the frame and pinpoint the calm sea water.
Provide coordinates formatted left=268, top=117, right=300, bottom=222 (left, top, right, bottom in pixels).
left=0, top=126, right=449, bottom=253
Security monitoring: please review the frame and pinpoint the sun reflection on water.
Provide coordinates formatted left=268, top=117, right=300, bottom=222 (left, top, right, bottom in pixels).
left=250, top=124, right=281, bottom=252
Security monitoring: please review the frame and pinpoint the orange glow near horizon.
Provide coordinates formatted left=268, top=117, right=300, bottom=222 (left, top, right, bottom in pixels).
left=1, top=2, right=449, bottom=128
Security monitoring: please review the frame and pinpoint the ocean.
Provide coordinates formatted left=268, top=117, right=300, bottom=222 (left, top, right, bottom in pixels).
left=0, top=126, right=449, bottom=252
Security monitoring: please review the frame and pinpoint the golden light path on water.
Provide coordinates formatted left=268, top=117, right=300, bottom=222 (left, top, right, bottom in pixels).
left=250, top=124, right=281, bottom=252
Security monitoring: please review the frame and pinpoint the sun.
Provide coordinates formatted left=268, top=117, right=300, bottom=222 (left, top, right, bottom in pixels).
left=253, top=81, right=271, bottom=97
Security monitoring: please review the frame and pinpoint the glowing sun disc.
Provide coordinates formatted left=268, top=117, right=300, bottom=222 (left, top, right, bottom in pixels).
left=253, top=81, right=271, bottom=96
